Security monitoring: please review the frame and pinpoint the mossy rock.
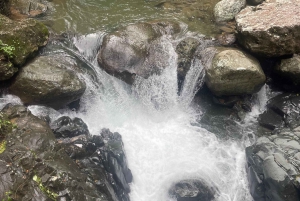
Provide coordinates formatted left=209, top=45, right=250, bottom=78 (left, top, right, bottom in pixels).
left=0, top=14, right=49, bottom=66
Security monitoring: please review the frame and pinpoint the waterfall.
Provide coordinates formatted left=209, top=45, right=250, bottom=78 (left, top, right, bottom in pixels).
left=0, top=32, right=256, bottom=201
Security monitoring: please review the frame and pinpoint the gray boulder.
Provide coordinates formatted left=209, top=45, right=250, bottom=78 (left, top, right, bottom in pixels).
left=235, top=2, right=300, bottom=57
left=201, top=47, right=266, bottom=96
left=214, top=0, right=246, bottom=23
left=275, top=55, right=300, bottom=86
left=98, top=20, right=182, bottom=84
left=9, top=55, right=86, bottom=109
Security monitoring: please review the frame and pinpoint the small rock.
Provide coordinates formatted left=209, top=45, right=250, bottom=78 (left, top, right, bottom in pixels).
left=214, top=0, right=246, bottom=22
left=275, top=55, right=300, bottom=86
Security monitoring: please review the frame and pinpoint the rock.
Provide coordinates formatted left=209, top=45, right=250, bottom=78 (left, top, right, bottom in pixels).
left=201, top=47, right=266, bottom=96
left=0, top=104, right=112, bottom=201
left=246, top=131, right=300, bottom=201
left=168, top=180, right=217, bottom=201
left=98, top=20, right=182, bottom=84
left=176, top=37, right=200, bottom=89
left=51, top=116, right=90, bottom=138
left=214, top=0, right=246, bottom=23
left=247, top=0, right=264, bottom=5
left=216, top=33, right=236, bottom=46
left=0, top=0, right=11, bottom=16
left=9, top=55, right=86, bottom=109
left=0, top=14, right=49, bottom=66
left=235, top=2, right=300, bottom=57
left=275, top=55, right=300, bottom=86
left=11, top=0, right=48, bottom=17
left=0, top=54, right=18, bottom=81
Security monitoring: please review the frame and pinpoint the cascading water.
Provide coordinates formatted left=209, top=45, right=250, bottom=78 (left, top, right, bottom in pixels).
left=0, top=31, right=268, bottom=201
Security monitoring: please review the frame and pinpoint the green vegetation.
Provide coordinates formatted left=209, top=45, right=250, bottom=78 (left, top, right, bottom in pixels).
left=33, top=175, right=58, bottom=201
left=0, top=113, right=15, bottom=154
left=1, top=191, right=13, bottom=201
left=0, top=40, right=15, bottom=59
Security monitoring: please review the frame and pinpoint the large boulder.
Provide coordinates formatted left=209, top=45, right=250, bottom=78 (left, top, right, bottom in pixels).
left=0, top=105, right=112, bottom=201
left=235, top=2, right=300, bottom=57
left=0, top=14, right=49, bottom=66
left=98, top=20, right=182, bottom=84
left=274, top=55, right=300, bottom=86
left=214, top=0, right=246, bottom=23
left=201, top=47, right=266, bottom=96
left=9, top=55, right=86, bottom=109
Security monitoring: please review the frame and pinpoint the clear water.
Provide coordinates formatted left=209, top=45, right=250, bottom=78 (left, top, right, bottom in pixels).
left=41, top=0, right=219, bottom=36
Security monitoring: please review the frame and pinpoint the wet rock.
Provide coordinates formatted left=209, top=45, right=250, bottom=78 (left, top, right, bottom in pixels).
left=275, top=55, right=300, bottom=86
left=9, top=55, right=86, bottom=109
left=0, top=104, right=112, bottom=201
left=258, top=109, right=284, bottom=130
left=0, top=0, right=11, bottom=16
left=0, top=54, right=18, bottom=81
left=216, top=33, right=236, bottom=46
left=214, top=0, right=246, bottom=23
left=235, top=2, right=300, bottom=57
left=51, top=116, right=90, bottom=138
left=0, top=14, right=49, bottom=66
left=98, top=20, right=182, bottom=84
left=176, top=37, right=200, bottom=89
left=201, top=47, right=266, bottom=96
left=11, top=0, right=48, bottom=18
left=169, top=179, right=217, bottom=201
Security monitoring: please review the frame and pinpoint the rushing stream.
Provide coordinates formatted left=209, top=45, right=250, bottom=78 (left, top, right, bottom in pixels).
left=0, top=0, right=271, bottom=200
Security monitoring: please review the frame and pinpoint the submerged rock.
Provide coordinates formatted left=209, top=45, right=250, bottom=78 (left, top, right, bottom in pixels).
left=9, top=55, right=86, bottom=109
left=169, top=180, right=217, bottom=201
left=11, top=0, right=48, bottom=18
left=235, top=2, right=300, bottom=57
left=275, top=55, right=300, bottom=86
left=201, top=47, right=266, bottom=96
left=0, top=14, right=49, bottom=66
left=214, top=0, right=246, bottom=23
left=98, top=20, right=182, bottom=85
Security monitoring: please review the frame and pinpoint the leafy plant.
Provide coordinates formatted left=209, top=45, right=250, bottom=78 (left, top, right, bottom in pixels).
left=33, top=175, right=58, bottom=200
left=0, top=40, right=15, bottom=59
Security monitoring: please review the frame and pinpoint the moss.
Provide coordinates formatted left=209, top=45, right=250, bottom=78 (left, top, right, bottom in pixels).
left=32, top=175, right=58, bottom=200
left=0, top=140, right=7, bottom=154
left=0, top=40, right=15, bottom=59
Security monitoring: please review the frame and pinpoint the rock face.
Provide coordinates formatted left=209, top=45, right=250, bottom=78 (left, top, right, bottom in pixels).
left=169, top=180, right=217, bottom=201
left=275, top=55, right=300, bottom=86
left=248, top=93, right=300, bottom=201
left=9, top=55, right=86, bottom=109
left=235, top=2, right=300, bottom=57
left=98, top=20, right=181, bottom=84
left=0, top=14, right=49, bottom=66
left=214, top=0, right=246, bottom=23
left=0, top=105, right=132, bottom=201
left=202, top=47, right=266, bottom=96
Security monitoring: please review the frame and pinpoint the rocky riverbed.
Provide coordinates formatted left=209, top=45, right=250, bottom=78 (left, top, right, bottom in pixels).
left=1, top=0, right=300, bottom=201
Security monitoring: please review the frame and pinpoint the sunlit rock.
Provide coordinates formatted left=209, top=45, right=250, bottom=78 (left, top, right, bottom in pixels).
left=235, top=2, right=300, bottom=57
left=213, top=0, right=246, bottom=23
left=9, top=55, right=86, bottom=109
left=201, top=47, right=266, bottom=96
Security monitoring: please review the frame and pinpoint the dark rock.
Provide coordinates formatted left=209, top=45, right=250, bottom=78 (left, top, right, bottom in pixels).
left=0, top=104, right=112, bottom=201
left=202, top=47, right=266, bottom=96
left=216, top=33, right=236, bottom=46
left=98, top=20, right=182, bottom=85
left=235, top=2, right=300, bottom=57
left=247, top=0, right=264, bottom=5
left=176, top=37, right=200, bottom=89
left=258, top=109, right=284, bottom=130
left=0, top=0, right=11, bottom=16
left=0, top=54, right=17, bottom=81
left=9, top=55, right=86, bottom=109
left=275, top=55, right=300, bottom=87
left=169, top=180, right=217, bottom=201
left=0, top=14, right=49, bottom=66
left=51, top=116, right=90, bottom=138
